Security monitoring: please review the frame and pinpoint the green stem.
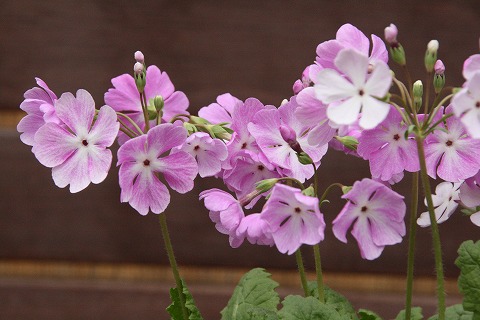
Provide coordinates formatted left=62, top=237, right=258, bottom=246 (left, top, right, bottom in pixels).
left=405, top=172, right=419, bottom=320
left=313, top=245, right=325, bottom=303
left=140, top=92, right=150, bottom=132
left=159, top=214, right=189, bottom=320
left=318, top=183, right=344, bottom=206
left=295, top=249, right=309, bottom=297
left=415, top=136, right=446, bottom=320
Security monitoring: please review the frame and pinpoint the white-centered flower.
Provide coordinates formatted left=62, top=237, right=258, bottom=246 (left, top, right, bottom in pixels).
left=417, top=182, right=461, bottom=227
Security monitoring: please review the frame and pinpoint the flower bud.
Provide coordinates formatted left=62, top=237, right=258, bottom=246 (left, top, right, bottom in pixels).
left=297, top=151, right=313, bottom=165
left=434, top=60, right=445, bottom=75
left=255, top=178, right=279, bottom=193
left=153, top=95, right=164, bottom=112
left=413, top=80, right=423, bottom=111
left=133, top=62, right=146, bottom=93
left=341, top=185, right=352, bottom=194
left=433, top=60, right=446, bottom=94
left=134, top=50, right=145, bottom=63
left=389, top=44, right=406, bottom=66
left=133, top=62, right=144, bottom=74
left=384, top=23, right=398, bottom=45
left=334, top=135, right=358, bottom=151
left=425, top=40, right=439, bottom=72
left=301, top=185, right=316, bottom=197
left=280, top=125, right=296, bottom=143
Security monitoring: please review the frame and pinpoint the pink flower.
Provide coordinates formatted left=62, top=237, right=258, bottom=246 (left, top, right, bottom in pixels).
left=117, top=123, right=197, bottom=215
left=451, top=72, right=480, bottom=139
left=17, top=78, right=60, bottom=146
left=357, top=106, right=419, bottom=181
left=424, top=107, right=480, bottom=182
left=261, top=184, right=325, bottom=255
left=33, top=89, right=119, bottom=193
left=459, top=171, right=480, bottom=227
left=199, top=188, right=246, bottom=248
left=314, top=49, right=392, bottom=129
left=198, top=93, right=242, bottom=126
left=175, top=132, right=227, bottom=178
left=316, top=23, right=388, bottom=72
left=462, top=54, right=480, bottom=82
left=236, top=213, right=274, bottom=246
left=104, top=65, right=189, bottom=140
left=384, top=23, right=398, bottom=45
left=333, top=178, right=406, bottom=260
left=417, top=182, right=461, bottom=227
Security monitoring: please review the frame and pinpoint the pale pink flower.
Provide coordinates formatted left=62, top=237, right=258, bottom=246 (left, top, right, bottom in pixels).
left=236, top=213, right=274, bottom=246
left=451, top=72, right=480, bottom=138
left=417, top=182, right=461, bottom=227
left=314, top=49, right=392, bottom=129
left=261, top=184, right=325, bottom=255
left=459, top=171, right=480, bottom=227
left=33, top=89, right=119, bottom=193
left=198, top=93, right=242, bottom=126
left=333, top=178, right=406, bottom=260
left=117, top=123, right=197, bottom=215
left=462, top=54, right=480, bottom=81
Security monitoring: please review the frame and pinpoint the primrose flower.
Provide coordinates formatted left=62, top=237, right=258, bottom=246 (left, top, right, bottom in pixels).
left=459, top=171, right=480, bottom=227
left=417, top=182, right=461, bottom=227
left=333, top=178, right=406, bottom=260
left=175, top=132, right=228, bottom=178
left=236, top=213, right=274, bottom=246
left=17, top=78, right=60, bottom=146
left=314, top=49, right=392, bottom=130
left=357, top=106, right=419, bottom=181
left=199, top=188, right=246, bottom=248
left=261, top=184, right=325, bottom=255
left=462, top=54, right=480, bottom=81
left=33, top=89, right=119, bottom=193
left=424, top=106, right=480, bottom=182
left=451, top=72, right=480, bottom=139
left=104, top=65, right=189, bottom=137
left=315, top=23, right=388, bottom=71
left=198, top=93, right=242, bottom=127
left=117, top=123, right=197, bottom=215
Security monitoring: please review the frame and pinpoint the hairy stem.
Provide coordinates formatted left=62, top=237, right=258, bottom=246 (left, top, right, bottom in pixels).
left=405, top=172, right=419, bottom=320
left=159, top=214, right=189, bottom=320
left=295, top=249, right=309, bottom=297
left=313, top=245, right=325, bottom=303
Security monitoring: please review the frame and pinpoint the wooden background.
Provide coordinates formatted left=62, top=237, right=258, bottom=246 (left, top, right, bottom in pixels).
left=1, top=0, right=479, bottom=318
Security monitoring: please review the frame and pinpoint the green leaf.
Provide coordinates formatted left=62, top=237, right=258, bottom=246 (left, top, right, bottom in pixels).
left=428, top=304, right=474, bottom=320
left=278, top=295, right=342, bottom=320
left=395, top=307, right=423, bottom=320
left=455, top=240, right=480, bottom=318
left=307, top=281, right=358, bottom=319
left=221, top=268, right=280, bottom=320
left=358, top=309, right=383, bottom=320
left=167, top=280, right=203, bottom=320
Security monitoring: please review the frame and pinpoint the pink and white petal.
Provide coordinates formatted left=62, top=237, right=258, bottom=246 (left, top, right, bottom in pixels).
left=364, top=61, right=392, bottom=97
left=17, top=114, right=46, bottom=146
left=332, top=203, right=359, bottom=243
left=147, top=124, right=188, bottom=158
left=327, top=97, right=362, bottom=126
left=351, top=217, right=385, bottom=260
left=118, top=161, right=141, bottom=202
left=314, top=69, right=356, bottom=103
left=157, top=151, right=197, bottom=193
left=369, top=34, right=388, bottom=63
left=20, top=98, right=46, bottom=114
left=34, top=123, right=78, bottom=167
left=359, top=97, right=390, bottom=129
left=470, top=211, right=480, bottom=227
left=296, top=87, right=328, bottom=126
left=369, top=215, right=404, bottom=246
left=439, top=145, right=480, bottom=182
left=315, top=40, right=343, bottom=70
left=144, top=66, right=175, bottom=100
left=335, top=49, right=369, bottom=88
left=34, top=78, right=57, bottom=102
left=104, top=74, right=142, bottom=112
left=300, top=213, right=325, bottom=245
left=272, top=217, right=303, bottom=255
left=55, top=90, right=94, bottom=135
left=51, top=148, right=90, bottom=193
left=336, top=24, right=370, bottom=56
left=127, top=171, right=170, bottom=215
left=219, top=203, right=244, bottom=233
left=88, top=147, right=113, bottom=184
left=198, top=103, right=232, bottom=125
left=196, top=150, right=223, bottom=177
left=88, top=105, right=119, bottom=147
left=461, top=110, right=480, bottom=139
left=199, top=189, right=237, bottom=212
left=459, top=182, right=480, bottom=208
left=451, top=89, right=474, bottom=117
left=117, top=134, right=147, bottom=166
left=162, top=91, right=190, bottom=122
left=216, top=93, right=241, bottom=114
left=463, top=54, right=480, bottom=80
left=232, top=98, right=266, bottom=136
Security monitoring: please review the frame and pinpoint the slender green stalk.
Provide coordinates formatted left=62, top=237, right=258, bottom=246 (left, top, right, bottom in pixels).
left=318, top=183, right=344, bottom=205
left=415, top=136, right=446, bottom=320
left=313, top=245, right=325, bottom=303
left=159, top=214, right=189, bottom=320
left=295, top=249, right=309, bottom=297
left=140, top=92, right=150, bottom=132
left=405, top=172, right=419, bottom=320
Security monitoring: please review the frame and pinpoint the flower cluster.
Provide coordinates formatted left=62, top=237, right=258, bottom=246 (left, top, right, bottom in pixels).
left=18, top=24, right=480, bottom=265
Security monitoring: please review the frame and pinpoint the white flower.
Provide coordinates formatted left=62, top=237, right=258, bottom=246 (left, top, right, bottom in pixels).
left=417, top=182, right=461, bottom=227
left=314, top=49, right=392, bottom=130
left=451, top=72, right=480, bottom=139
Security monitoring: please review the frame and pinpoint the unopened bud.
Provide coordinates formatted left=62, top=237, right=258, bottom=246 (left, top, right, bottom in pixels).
left=413, top=80, right=423, bottom=110
left=335, top=135, right=358, bottom=151
left=280, top=125, right=296, bottom=142
left=134, top=62, right=144, bottom=74
left=280, top=99, right=289, bottom=106
left=434, top=60, right=445, bottom=75
left=301, top=185, right=316, bottom=197
left=384, top=23, right=398, bottom=45
left=389, top=44, right=406, bottom=66
left=297, top=152, right=313, bottom=165
left=255, top=178, right=278, bottom=193
left=341, top=185, right=352, bottom=194
left=425, top=40, right=439, bottom=72
left=134, top=51, right=145, bottom=63
left=209, top=124, right=232, bottom=140
left=153, top=95, right=164, bottom=112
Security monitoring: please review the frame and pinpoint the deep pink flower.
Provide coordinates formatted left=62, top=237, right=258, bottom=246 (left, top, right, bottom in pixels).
left=17, top=78, right=60, bottom=146
left=424, top=106, right=480, bottom=182
left=314, top=49, right=392, bottom=129
left=260, top=184, right=325, bottom=255
left=117, top=123, right=197, bottom=215
left=104, top=65, right=189, bottom=141
left=175, top=132, right=228, bottom=178
left=199, top=188, right=246, bottom=248
left=315, top=23, right=388, bottom=72
left=357, top=106, right=419, bottom=181
left=33, top=89, right=119, bottom=193
left=333, top=178, right=406, bottom=260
